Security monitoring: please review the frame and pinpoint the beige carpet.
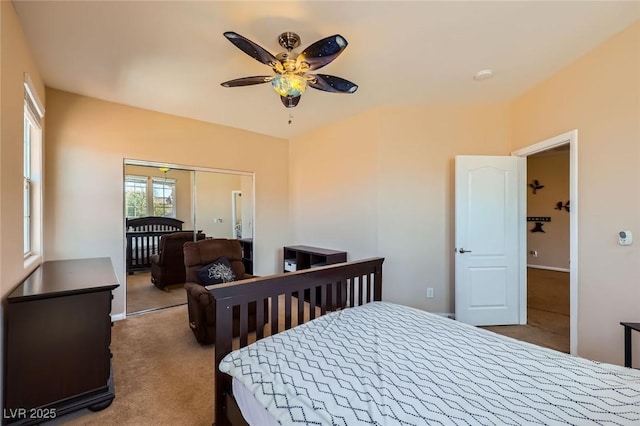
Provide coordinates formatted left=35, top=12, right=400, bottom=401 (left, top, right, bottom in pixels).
left=51, top=297, right=300, bottom=425
left=49, top=304, right=214, bottom=426
left=483, top=268, right=570, bottom=353
left=126, top=271, right=187, bottom=314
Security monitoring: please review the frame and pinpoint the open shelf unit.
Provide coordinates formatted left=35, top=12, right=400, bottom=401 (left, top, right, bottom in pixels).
left=283, top=245, right=347, bottom=306
left=283, top=245, right=347, bottom=273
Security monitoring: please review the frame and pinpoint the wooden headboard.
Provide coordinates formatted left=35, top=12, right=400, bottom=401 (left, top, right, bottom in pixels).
left=126, top=216, right=184, bottom=233
left=210, top=257, right=384, bottom=425
left=125, top=216, right=184, bottom=274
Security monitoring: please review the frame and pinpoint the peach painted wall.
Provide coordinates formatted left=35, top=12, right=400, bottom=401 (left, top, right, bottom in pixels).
left=378, top=105, right=512, bottom=313
left=44, top=89, right=290, bottom=317
left=194, top=171, right=240, bottom=239
left=0, top=1, right=46, bottom=295
left=511, top=21, right=640, bottom=363
left=289, top=108, right=380, bottom=264
left=0, top=0, right=46, bottom=413
left=289, top=104, right=512, bottom=313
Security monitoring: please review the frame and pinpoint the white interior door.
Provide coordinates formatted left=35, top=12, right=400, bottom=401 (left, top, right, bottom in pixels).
left=455, top=155, right=524, bottom=326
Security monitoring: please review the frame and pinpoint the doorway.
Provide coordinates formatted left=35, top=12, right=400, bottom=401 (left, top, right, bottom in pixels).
left=231, top=190, right=242, bottom=239
left=483, top=142, right=572, bottom=352
left=526, top=146, right=570, bottom=352
left=454, top=130, right=578, bottom=353
left=512, top=130, right=578, bottom=354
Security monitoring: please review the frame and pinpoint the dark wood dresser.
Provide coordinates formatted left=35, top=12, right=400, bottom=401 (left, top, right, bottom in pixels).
left=4, top=258, right=119, bottom=425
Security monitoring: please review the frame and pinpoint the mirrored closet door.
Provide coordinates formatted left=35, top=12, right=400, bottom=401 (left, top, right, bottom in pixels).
left=124, top=160, right=254, bottom=315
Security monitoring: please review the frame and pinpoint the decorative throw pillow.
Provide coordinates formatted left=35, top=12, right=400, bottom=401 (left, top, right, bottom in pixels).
left=196, top=257, right=236, bottom=286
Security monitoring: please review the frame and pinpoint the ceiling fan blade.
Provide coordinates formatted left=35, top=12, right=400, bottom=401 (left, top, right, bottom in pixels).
left=298, top=35, right=348, bottom=71
left=221, top=76, right=273, bottom=88
left=223, top=31, right=278, bottom=66
left=280, top=95, right=301, bottom=108
left=308, top=74, right=358, bottom=93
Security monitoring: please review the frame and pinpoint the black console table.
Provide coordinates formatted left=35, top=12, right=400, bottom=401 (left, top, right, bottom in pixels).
left=4, top=258, right=119, bottom=425
left=620, top=322, right=640, bottom=368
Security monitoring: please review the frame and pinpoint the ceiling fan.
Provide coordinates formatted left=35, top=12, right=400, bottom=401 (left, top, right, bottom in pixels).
left=221, top=31, right=358, bottom=108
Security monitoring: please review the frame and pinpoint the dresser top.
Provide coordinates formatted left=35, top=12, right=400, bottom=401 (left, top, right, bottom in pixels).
left=8, top=257, right=119, bottom=302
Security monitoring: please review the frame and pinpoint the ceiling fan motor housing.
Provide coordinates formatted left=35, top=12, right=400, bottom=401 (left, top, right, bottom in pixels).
left=275, top=53, right=299, bottom=72
left=278, top=32, right=301, bottom=51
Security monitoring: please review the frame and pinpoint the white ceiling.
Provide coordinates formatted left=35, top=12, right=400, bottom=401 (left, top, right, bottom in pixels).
left=13, top=1, right=640, bottom=140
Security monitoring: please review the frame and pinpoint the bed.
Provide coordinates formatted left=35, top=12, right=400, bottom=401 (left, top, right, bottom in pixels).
left=211, top=258, right=640, bottom=425
left=125, top=216, right=184, bottom=274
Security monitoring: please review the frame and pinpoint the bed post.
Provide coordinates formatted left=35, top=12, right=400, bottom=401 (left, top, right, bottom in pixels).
left=214, top=295, right=234, bottom=426
left=373, top=261, right=382, bottom=301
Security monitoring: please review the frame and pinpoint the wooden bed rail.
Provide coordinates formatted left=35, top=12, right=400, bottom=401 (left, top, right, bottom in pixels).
left=211, top=257, right=384, bottom=426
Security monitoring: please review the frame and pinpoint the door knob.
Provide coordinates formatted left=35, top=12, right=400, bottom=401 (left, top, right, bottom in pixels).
left=458, top=248, right=472, bottom=253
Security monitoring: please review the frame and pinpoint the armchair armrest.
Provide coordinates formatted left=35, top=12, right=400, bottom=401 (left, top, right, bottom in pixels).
left=184, top=282, right=213, bottom=307
left=184, top=282, right=216, bottom=341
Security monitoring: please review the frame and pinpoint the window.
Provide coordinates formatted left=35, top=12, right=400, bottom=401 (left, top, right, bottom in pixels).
left=24, top=113, right=32, bottom=254
left=125, top=175, right=176, bottom=218
left=124, top=176, right=148, bottom=218
left=23, top=73, right=44, bottom=258
left=152, top=178, right=176, bottom=217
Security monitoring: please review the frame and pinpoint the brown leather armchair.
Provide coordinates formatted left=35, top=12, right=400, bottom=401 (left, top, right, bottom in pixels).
left=150, top=231, right=205, bottom=290
left=183, top=238, right=266, bottom=345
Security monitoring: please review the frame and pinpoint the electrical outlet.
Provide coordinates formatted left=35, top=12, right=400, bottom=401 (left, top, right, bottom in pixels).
left=427, top=288, right=434, bottom=298
left=529, top=250, right=538, bottom=257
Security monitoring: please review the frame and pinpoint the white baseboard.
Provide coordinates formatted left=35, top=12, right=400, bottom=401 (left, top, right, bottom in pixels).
left=434, top=312, right=455, bottom=320
left=111, top=312, right=126, bottom=322
left=527, top=264, right=570, bottom=273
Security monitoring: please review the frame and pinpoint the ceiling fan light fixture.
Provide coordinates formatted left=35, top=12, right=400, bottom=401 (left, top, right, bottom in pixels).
left=222, top=31, right=357, bottom=107
left=271, top=73, right=307, bottom=97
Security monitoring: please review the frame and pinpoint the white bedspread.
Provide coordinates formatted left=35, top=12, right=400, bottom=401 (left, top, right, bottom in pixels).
left=220, top=301, right=640, bottom=425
